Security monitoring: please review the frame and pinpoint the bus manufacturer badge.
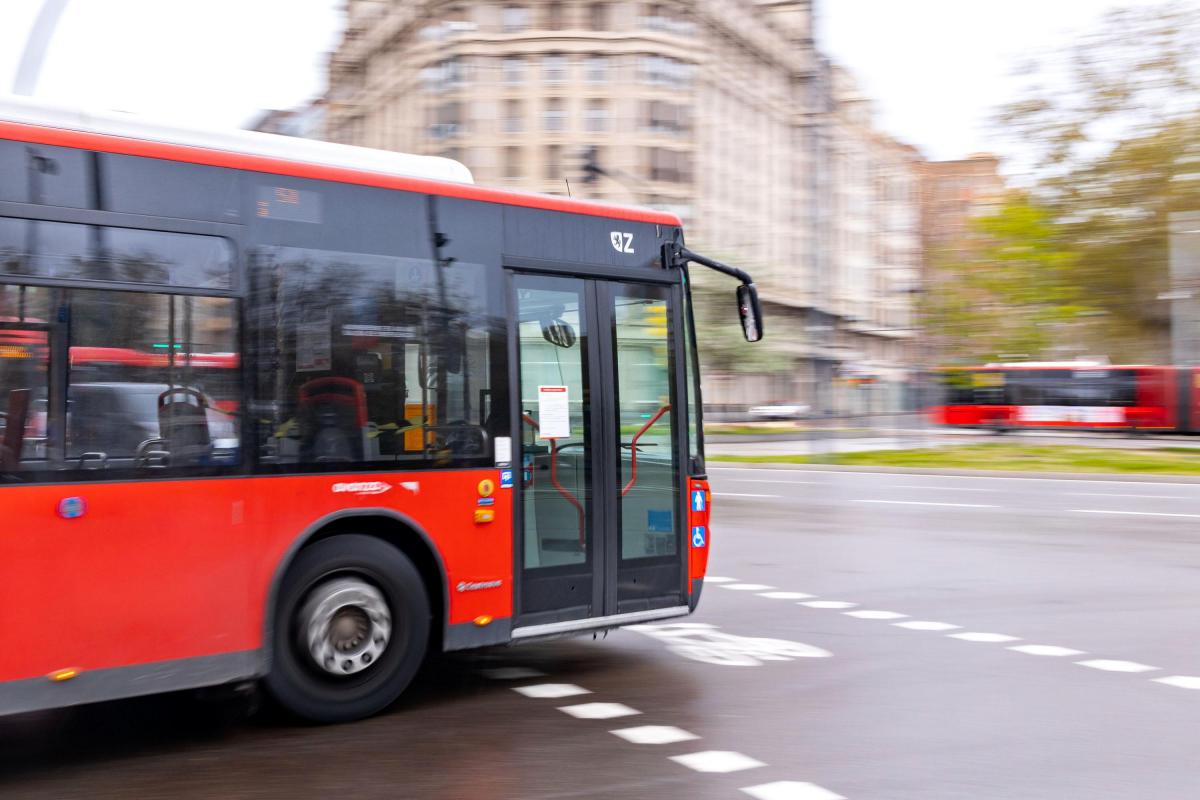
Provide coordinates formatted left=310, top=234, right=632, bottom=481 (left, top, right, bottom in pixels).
left=57, top=497, right=87, bottom=519
left=691, top=526, right=707, bottom=548
left=691, top=489, right=706, bottom=513
left=331, top=481, right=392, bottom=496
left=610, top=231, right=635, bottom=254
left=457, top=580, right=503, bottom=593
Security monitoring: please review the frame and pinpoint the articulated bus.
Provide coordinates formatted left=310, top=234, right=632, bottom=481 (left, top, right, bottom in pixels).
left=932, top=364, right=1200, bottom=432
left=0, top=97, right=762, bottom=722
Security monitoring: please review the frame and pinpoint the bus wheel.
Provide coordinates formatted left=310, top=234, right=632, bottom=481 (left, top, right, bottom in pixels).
left=265, top=534, right=430, bottom=723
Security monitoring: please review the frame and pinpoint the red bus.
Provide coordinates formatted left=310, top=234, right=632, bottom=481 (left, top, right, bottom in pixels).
left=0, top=98, right=762, bottom=722
left=931, top=364, right=1199, bottom=432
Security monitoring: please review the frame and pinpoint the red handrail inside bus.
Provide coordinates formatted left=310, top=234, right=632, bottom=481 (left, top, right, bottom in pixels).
left=621, top=404, right=671, bottom=497
left=523, top=413, right=586, bottom=547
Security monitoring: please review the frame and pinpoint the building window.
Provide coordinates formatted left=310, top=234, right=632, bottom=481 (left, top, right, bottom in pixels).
left=503, top=99, right=523, bottom=133
left=588, top=2, right=608, bottom=30
left=544, top=53, right=568, bottom=84
left=640, top=55, right=692, bottom=88
left=503, top=56, right=526, bottom=86
left=545, top=144, right=563, bottom=182
left=429, top=102, right=463, bottom=139
left=502, top=5, right=529, bottom=32
left=544, top=98, right=566, bottom=132
left=504, top=146, right=522, bottom=179
left=585, top=55, right=608, bottom=84
left=644, top=147, right=692, bottom=183
left=545, top=1, right=565, bottom=29
left=643, top=100, right=689, bottom=134
left=584, top=98, right=608, bottom=133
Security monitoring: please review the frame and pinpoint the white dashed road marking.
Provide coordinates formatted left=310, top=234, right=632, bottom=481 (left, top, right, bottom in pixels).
left=609, top=725, right=700, bottom=745
left=704, top=576, right=737, bottom=583
left=1072, top=509, right=1200, bottom=519
left=720, top=493, right=780, bottom=498
left=800, top=600, right=858, bottom=609
left=741, top=781, right=847, bottom=800
left=670, top=751, right=766, bottom=774
left=948, top=632, right=1022, bottom=643
left=1154, top=676, right=1200, bottom=689
left=844, top=610, right=908, bottom=620
left=720, top=583, right=776, bottom=591
left=1076, top=659, right=1159, bottom=673
left=558, top=702, right=641, bottom=720
left=513, top=683, right=591, bottom=699
left=855, top=499, right=999, bottom=509
left=1008, top=645, right=1086, bottom=657
left=758, top=591, right=815, bottom=600
left=893, top=621, right=961, bottom=631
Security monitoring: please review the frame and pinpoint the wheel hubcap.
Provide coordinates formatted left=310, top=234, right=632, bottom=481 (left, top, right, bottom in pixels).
left=301, top=577, right=392, bottom=676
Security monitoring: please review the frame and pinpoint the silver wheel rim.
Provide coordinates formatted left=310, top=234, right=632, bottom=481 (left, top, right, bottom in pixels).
left=300, top=577, right=392, bottom=676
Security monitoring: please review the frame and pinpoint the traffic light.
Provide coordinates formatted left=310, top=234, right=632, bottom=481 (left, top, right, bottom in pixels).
left=579, top=146, right=605, bottom=184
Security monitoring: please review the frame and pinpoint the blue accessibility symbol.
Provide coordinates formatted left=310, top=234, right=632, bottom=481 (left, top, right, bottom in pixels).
left=499, top=469, right=514, bottom=489
left=691, top=526, right=706, bottom=548
left=691, top=489, right=706, bottom=513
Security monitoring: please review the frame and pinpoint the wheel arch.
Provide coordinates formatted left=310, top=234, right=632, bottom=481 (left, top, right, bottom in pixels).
left=261, top=509, right=448, bottom=674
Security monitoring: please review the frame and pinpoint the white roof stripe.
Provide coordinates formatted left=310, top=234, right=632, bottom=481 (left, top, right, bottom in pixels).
left=0, top=95, right=473, bottom=186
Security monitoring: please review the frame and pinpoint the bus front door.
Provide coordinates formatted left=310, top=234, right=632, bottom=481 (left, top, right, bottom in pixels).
left=512, top=274, right=685, bottom=632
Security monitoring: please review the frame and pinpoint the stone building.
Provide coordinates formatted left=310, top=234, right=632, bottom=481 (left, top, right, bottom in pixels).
left=318, top=0, right=922, bottom=413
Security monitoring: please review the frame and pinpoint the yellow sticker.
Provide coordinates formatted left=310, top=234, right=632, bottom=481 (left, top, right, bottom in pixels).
left=477, top=479, right=495, bottom=497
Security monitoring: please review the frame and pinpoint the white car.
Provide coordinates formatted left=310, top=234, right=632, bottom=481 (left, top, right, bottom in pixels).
left=747, top=404, right=810, bottom=421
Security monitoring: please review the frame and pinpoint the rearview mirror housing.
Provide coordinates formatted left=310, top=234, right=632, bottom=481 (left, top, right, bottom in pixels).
left=737, top=284, right=764, bottom=342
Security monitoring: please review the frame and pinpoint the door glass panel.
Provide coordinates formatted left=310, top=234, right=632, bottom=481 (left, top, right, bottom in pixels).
left=0, top=285, right=52, bottom=477
left=613, top=287, right=677, bottom=560
left=517, top=278, right=590, bottom=569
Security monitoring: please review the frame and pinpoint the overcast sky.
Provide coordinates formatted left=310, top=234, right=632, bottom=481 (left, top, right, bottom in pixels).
left=0, top=0, right=1181, bottom=164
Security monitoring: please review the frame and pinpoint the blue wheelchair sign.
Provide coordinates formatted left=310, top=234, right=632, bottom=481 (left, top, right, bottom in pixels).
left=691, top=526, right=707, bottom=548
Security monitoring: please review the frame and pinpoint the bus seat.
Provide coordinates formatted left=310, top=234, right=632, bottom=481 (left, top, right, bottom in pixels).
left=298, top=377, right=367, bottom=463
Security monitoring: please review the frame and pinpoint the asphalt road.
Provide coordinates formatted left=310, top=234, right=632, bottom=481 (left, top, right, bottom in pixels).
left=5, top=466, right=1200, bottom=799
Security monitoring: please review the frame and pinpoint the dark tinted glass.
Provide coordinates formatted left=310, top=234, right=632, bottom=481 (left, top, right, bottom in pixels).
left=0, top=217, right=233, bottom=288
left=67, top=290, right=240, bottom=470
left=100, top=154, right=242, bottom=222
left=0, top=285, right=53, bottom=478
left=252, top=245, right=502, bottom=470
left=0, top=141, right=93, bottom=208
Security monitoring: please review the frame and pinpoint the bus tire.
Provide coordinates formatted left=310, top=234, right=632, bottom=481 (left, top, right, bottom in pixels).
left=265, top=534, right=430, bottom=723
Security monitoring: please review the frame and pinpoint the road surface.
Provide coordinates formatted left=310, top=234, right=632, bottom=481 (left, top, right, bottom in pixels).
left=4, top=466, right=1200, bottom=799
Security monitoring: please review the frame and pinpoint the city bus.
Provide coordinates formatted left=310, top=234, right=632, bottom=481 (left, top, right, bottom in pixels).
left=931, top=363, right=1198, bottom=432
left=0, top=97, right=762, bottom=722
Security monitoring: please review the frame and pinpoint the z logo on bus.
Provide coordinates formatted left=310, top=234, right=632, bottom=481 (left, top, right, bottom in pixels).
left=610, top=231, right=635, bottom=254
left=331, top=481, right=392, bottom=496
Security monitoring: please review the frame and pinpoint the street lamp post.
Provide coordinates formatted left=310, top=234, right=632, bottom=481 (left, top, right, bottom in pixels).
left=12, top=0, right=71, bottom=96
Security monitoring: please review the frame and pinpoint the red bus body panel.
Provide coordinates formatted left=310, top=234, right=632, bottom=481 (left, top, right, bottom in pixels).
left=0, top=470, right=511, bottom=683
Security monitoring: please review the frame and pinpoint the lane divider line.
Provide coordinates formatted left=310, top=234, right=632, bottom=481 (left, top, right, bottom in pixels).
left=799, top=600, right=858, bottom=609
left=558, top=702, right=641, bottom=720
left=609, top=725, right=700, bottom=745
left=1007, top=645, right=1086, bottom=657
left=893, top=621, right=961, bottom=631
left=670, top=750, right=766, bottom=774
left=1075, top=659, right=1159, bottom=673
left=1072, top=509, right=1200, bottom=519
left=844, top=610, right=908, bottom=620
left=947, top=632, right=1021, bottom=643
left=742, top=781, right=848, bottom=800
left=513, top=683, right=591, bottom=699
left=1153, top=676, right=1200, bottom=689
left=759, top=591, right=817, bottom=600
left=720, top=583, right=777, bottom=591
left=855, top=499, right=999, bottom=509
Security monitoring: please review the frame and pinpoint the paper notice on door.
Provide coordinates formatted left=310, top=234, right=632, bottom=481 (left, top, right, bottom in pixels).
left=537, top=385, right=570, bottom=439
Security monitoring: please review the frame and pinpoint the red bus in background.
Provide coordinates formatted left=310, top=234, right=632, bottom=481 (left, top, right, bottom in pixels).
left=0, top=97, right=761, bottom=723
left=931, top=364, right=1198, bottom=432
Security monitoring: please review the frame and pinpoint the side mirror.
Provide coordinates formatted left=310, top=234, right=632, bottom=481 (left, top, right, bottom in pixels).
left=737, top=284, right=764, bottom=342
left=541, top=318, right=577, bottom=348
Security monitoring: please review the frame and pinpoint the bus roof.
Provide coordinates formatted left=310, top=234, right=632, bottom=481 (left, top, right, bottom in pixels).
left=0, top=95, right=682, bottom=227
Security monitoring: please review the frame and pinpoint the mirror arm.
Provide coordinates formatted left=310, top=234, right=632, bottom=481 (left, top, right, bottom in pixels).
left=672, top=245, right=754, bottom=287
